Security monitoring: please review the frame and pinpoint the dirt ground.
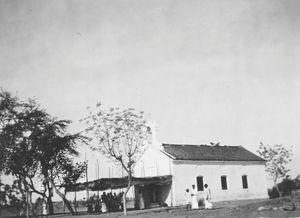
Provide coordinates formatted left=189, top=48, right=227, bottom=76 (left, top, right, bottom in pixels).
left=47, top=198, right=300, bottom=218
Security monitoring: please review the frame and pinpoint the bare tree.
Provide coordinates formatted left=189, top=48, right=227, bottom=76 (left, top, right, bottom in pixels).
left=83, top=103, right=151, bottom=215
left=257, top=142, right=292, bottom=197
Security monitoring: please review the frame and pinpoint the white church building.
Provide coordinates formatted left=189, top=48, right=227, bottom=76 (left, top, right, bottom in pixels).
left=134, top=142, right=268, bottom=207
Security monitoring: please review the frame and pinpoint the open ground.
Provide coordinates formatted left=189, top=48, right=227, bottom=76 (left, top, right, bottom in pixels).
left=46, top=198, right=300, bottom=218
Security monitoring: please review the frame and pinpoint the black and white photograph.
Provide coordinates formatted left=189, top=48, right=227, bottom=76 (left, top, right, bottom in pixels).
left=1, top=0, right=300, bottom=217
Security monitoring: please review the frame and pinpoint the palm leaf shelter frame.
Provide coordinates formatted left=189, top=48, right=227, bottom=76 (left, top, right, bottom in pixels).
left=63, top=175, right=172, bottom=192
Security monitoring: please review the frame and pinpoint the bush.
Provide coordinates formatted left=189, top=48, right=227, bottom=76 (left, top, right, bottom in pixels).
left=278, top=178, right=297, bottom=196
left=268, top=187, right=280, bottom=199
left=268, top=177, right=299, bottom=199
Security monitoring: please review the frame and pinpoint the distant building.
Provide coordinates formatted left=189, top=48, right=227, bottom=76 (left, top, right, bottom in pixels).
left=134, top=143, right=268, bottom=208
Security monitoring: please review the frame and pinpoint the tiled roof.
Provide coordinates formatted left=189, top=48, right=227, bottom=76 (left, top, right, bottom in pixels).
left=162, top=144, right=265, bottom=161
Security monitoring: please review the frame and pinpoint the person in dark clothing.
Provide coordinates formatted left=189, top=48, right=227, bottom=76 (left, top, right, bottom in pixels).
left=101, top=192, right=108, bottom=212
left=95, top=195, right=101, bottom=212
left=87, top=197, right=93, bottom=213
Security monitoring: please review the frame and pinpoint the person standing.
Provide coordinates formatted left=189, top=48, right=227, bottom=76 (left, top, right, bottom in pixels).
left=34, top=197, right=43, bottom=218
left=191, top=185, right=199, bottom=210
left=95, top=195, right=101, bottom=212
left=185, top=189, right=191, bottom=211
left=138, top=189, right=145, bottom=209
left=42, top=198, right=47, bottom=217
left=101, top=192, right=108, bottom=213
left=203, top=184, right=213, bottom=209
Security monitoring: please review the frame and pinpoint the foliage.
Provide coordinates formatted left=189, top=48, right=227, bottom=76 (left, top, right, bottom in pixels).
left=257, top=142, right=292, bottom=182
left=268, top=176, right=300, bottom=199
left=83, top=104, right=151, bottom=176
left=63, top=162, right=87, bottom=186
left=294, top=175, right=300, bottom=188
left=278, top=177, right=297, bottom=196
left=1, top=180, right=27, bottom=216
left=257, top=142, right=292, bottom=197
left=83, top=103, right=151, bottom=215
left=268, top=186, right=280, bottom=199
left=0, top=90, right=86, bottom=215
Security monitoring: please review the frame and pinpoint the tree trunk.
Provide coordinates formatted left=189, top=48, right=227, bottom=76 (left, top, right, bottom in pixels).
left=47, top=196, right=54, bottom=215
left=74, top=190, right=77, bottom=213
left=19, top=179, right=31, bottom=217
left=123, top=177, right=132, bottom=216
left=123, top=192, right=127, bottom=216
left=63, top=191, right=67, bottom=213
left=275, top=183, right=282, bottom=198
left=273, top=177, right=281, bottom=198
left=48, top=179, right=75, bottom=215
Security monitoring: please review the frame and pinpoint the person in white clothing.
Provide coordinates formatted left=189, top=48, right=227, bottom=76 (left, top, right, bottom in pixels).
left=185, top=189, right=191, bottom=210
left=138, top=189, right=145, bottom=209
left=203, top=184, right=213, bottom=209
left=191, top=185, right=199, bottom=209
left=42, top=198, right=47, bottom=217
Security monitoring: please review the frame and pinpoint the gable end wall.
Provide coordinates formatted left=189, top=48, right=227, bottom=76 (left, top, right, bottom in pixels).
left=172, top=160, right=268, bottom=206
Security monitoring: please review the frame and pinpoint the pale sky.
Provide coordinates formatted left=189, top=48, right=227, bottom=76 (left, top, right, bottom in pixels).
left=1, top=0, right=300, bottom=182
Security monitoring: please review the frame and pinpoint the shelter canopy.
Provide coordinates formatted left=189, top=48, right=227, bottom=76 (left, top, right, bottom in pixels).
left=64, top=175, right=172, bottom=192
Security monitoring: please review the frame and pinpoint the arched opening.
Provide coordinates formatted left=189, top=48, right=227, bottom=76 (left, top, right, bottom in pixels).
left=242, top=175, right=248, bottom=189
left=221, top=175, right=227, bottom=190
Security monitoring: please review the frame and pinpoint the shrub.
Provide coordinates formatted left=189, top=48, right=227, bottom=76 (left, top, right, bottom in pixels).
left=268, top=187, right=280, bottom=199
left=268, top=177, right=299, bottom=199
left=278, top=178, right=297, bottom=196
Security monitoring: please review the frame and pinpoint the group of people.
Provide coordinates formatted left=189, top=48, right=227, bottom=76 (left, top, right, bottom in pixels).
left=185, top=184, right=213, bottom=210
left=87, top=192, right=123, bottom=213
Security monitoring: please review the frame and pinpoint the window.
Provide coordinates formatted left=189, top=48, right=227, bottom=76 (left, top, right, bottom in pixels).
left=221, top=176, right=227, bottom=190
left=197, top=176, right=204, bottom=191
left=242, top=175, right=248, bottom=189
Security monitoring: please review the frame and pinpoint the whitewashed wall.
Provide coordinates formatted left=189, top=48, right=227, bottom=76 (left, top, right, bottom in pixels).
left=134, top=147, right=171, bottom=177
left=172, top=160, right=268, bottom=205
left=134, top=147, right=173, bottom=206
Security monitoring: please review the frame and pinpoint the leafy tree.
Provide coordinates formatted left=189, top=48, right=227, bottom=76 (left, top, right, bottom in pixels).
left=32, top=119, right=87, bottom=215
left=0, top=91, right=20, bottom=173
left=257, top=142, right=292, bottom=197
left=83, top=103, right=151, bottom=215
left=2, top=179, right=27, bottom=216
left=0, top=90, right=86, bottom=215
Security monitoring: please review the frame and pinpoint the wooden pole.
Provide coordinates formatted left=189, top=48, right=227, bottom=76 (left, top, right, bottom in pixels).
left=109, top=167, right=112, bottom=192
left=74, top=189, right=77, bottom=214
left=26, top=191, right=29, bottom=218
left=97, top=159, right=100, bottom=196
left=85, top=153, right=89, bottom=200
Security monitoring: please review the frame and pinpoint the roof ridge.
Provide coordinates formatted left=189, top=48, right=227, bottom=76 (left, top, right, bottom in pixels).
left=162, top=143, right=242, bottom=148
left=162, top=143, right=265, bottom=162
